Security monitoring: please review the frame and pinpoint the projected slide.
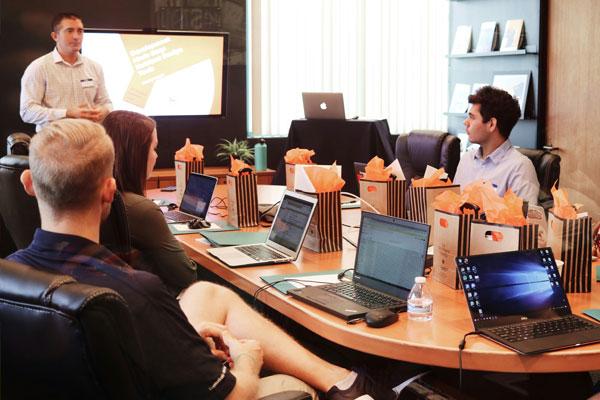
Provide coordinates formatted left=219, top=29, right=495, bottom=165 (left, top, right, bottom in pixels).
left=84, top=32, right=225, bottom=116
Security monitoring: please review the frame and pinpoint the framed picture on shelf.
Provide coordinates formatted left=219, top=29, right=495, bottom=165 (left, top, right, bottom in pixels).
left=492, top=71, right=531, bottom=119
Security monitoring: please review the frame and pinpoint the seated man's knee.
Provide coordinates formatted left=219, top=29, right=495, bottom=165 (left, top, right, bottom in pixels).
left=184, top=281, right=239, bottom=303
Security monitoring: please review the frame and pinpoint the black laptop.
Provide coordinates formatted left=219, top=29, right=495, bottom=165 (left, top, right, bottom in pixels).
left=288, top=212, right=430, bottom=320
left=456, top=248, right=600, bottom=355
left=164, top=173, right=218, bottom=223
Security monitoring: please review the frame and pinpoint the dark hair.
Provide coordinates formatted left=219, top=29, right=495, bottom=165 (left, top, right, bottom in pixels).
left=468, top=86, right=521, bottom=139
left=102, top=111, right=156, bottom=195
left=51, top=12, right=82, bottom=32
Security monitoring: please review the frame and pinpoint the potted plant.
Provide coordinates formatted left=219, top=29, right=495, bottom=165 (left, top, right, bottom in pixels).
left=215, top=139, right=254, bottom=163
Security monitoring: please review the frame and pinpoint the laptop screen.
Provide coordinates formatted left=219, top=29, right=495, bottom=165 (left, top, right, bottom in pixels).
left=457, top=248, right=571, bottom=328
left=180, top=173, right=217, bottom=218
left=267, top=193, right=315, bottom=252
left=353, top=212, right=430, bottom=296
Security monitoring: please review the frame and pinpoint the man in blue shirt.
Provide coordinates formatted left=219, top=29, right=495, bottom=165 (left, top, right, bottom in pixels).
left=8, top=118, right=398, bottom=399
left=453, top=86, right=540, bottom=204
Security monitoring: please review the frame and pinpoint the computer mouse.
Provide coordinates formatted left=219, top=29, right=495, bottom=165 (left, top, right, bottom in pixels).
left=188, top=219, right=210, bottom=229
left=365, top=309, right=398, bottom=328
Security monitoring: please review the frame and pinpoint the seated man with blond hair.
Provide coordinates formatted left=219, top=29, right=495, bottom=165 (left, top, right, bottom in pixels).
left=8, top=118, right=401, bottom=399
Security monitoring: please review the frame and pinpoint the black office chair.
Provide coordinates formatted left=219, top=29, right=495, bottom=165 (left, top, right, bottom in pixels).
left=0, top=257, right=313, bottom=399
left=517, top=148, right=561, bottom=211
left=0, top=154, right=132, bottom=259
left=0, top=257, right=152, bottom=399
left=0, top=215, right=17, bottom=257
left=6, top=132, right=32, bottom=155
left=394, top=130, right=461, bottom=182
left=0, top=155, right=39, bottom=251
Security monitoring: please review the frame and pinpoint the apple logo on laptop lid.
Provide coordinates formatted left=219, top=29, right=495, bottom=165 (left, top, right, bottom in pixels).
left=320, top=102, right=328, bottom=110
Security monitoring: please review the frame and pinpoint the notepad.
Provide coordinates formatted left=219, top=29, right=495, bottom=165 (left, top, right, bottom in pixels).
left=198, top=231, right=269, bottom=247
left=583, top=309, right=600, bottom=323
left=260, top=270, right=344, bottom=294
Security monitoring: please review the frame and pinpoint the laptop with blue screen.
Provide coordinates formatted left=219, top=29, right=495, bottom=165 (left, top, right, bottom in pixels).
left=456, top=248, right=600, bottom=354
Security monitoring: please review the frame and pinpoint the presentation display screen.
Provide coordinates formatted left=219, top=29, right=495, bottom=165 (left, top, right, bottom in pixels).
left=84, top=30, right=228, bottom=117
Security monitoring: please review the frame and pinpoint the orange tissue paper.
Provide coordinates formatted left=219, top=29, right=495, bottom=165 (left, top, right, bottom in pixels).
left=432, top=190, right=464, bottom=214
left=229, top=156, right=252, bottom=176
left=284, top=148, right=315, bottom=164
left=304, top=164, right=345, bottom=193
left=411, top=168, right=453, bottom=187
left=174, top=138, right=204, bottom=161
left=551, top=184, right=578, bottom=219
left=461, top=180, right=497, bottom=211
left=445, top=181, right=526, bottom=225
left=484, top=189, right=527, bottom=226
left=363, top=156, right=393, bottom=181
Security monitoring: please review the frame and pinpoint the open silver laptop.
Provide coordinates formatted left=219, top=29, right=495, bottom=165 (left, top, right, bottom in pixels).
left=207, top=190, right=317, bottom=267
left=302, top=92, right=345, bottom=119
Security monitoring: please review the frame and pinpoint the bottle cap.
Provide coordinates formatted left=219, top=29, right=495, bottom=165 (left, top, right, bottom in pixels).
left=415, top=276, right=426, bottom=284
left=259, top=138, right=266, bottom=144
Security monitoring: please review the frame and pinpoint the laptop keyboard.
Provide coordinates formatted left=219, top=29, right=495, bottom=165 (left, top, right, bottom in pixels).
left=164, top=210, right=193, bottom=222
left=489, top=316, right=600, bottom=343
left=237, top=245, right=287, bottom=262
left=324, top=282, right=404, bottom=310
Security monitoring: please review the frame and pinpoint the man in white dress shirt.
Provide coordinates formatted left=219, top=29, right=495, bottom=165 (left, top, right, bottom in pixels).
left=453, top=86, right=540, bottom=205
left=20, top=12, right=112, bottom=132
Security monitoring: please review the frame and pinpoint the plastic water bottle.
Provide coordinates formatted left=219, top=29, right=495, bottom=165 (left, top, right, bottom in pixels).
left=407, top=276, right=433, bottom=321
left=254, top=139, right=267, bottom=171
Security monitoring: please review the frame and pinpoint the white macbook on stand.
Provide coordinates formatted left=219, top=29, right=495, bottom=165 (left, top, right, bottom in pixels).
left=302, top=92, right=346, bottom=119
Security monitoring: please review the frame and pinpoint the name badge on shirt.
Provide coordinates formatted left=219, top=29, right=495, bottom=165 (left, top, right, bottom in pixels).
left=80, top=78, right=96, bottom=88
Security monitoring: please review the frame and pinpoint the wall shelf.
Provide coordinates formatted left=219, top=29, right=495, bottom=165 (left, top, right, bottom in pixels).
left=447, top=0, right=545, bottom=149
left=449, top=48, right=537, bottom=58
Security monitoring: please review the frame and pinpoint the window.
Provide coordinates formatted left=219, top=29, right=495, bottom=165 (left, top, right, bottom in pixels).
left=248, top=0, right=449, bottom=137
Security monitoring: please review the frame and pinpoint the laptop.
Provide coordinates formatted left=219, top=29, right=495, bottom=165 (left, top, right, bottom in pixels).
left=302, top=92, right=345, bottom=119
left=456, top=248, right=600, bottom=355
left=164, top=173, right=218, bottom=223
left=207, top=190, right=317, bottom=267
left=288, top=212, right=430, bottom=320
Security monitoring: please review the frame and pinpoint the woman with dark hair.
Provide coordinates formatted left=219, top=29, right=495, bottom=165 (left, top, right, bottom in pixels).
left=103, top=110, right=196, bottom=295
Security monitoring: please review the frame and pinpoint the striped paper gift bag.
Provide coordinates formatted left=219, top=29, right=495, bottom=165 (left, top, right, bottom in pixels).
left=226, top=172, right=259, bottom=228
left=408, top=185, right=460, bottom=225
left=175, top=159, right=204, bottom=204
left=469, top=221, right=539, bottom=255
left=358, top=179, right=407, bottom=218
left=285, top=163, right=297, bottom=190
left=303, top=191, right=343, bottom=253
left=547, top=212, right=593, bottom=293
left=432, top=210, right=475, bottom=289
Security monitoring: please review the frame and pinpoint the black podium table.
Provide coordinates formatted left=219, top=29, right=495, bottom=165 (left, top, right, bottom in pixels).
left=274, top=119, right=395, bottom=194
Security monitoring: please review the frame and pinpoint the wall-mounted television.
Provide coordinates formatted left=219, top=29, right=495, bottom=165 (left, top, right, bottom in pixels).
left=83, top=29, right=228, bottom=117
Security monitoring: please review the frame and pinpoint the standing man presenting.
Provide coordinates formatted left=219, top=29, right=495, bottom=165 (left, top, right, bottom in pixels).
left=20, top=12, right=112, bottom=131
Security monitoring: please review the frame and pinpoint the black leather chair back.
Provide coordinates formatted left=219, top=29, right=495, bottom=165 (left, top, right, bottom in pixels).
left=0, top=155, right=131, bottom=258
left=0, top=216, right=17, bottom=257
left=517, top=148, right=561, bottom=210
left=0, top=155, right=40, bottom=249
left=6, top=132, right=32, bottom=155
left=394, top=130, right=461, bottom=181
left=0, top=258, right=152, bottom=399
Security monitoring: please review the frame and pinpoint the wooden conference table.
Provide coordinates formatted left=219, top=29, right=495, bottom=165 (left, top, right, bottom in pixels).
left=149, top=186, right=600, bottom=374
